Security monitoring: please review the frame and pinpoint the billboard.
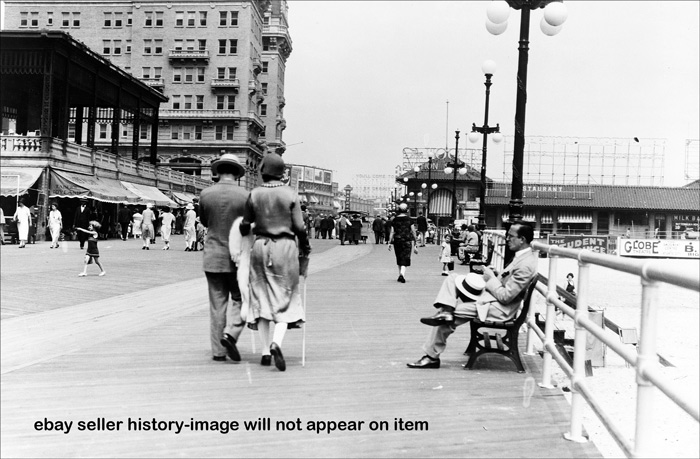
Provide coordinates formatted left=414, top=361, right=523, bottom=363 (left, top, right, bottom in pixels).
left=618, top=238, right=699, bottom=258
left=548, top=235, right=609, bottom=254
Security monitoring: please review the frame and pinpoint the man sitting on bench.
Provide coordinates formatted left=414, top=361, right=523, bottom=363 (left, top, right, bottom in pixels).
left=407, top=222, right=538, bottom=369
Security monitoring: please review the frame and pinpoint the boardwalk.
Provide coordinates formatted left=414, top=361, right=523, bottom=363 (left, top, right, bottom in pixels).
left=1, top=236, right=601, bottom=458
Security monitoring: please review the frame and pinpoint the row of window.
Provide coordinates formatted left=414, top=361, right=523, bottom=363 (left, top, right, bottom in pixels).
left=68, top=123, right=267, bottom=142
left=169, top=95, right=269, bottom=116
left=20, top=11, right=80, bottom=28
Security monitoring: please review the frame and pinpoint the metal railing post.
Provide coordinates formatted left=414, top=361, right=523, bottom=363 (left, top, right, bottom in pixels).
left=539, top=254, right=558, bottom=388
left=633, top=278, right=660, bottom=458
left=565, top=259, right=590, bottom=443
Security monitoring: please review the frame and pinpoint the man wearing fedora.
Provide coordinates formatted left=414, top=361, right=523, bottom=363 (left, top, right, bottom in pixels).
left=408, top=222, right=538, bottom=369
left=199, top=153, right=249, bottom=362
left=73, top=198, right=93, bottom=249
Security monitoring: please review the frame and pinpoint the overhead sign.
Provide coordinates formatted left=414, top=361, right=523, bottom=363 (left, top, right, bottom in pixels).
left=548, top=235, right=609, bottom=253
left=618, top=238, right=699, bottom=258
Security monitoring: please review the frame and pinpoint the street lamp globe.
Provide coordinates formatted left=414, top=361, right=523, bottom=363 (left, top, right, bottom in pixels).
left=444, top=166, right=454, bottom=174
left=486, top=20, right=508, bottom=35
left=403, top=177, right=408, bottom=183
left=431, top=183, right=438, bottom=190
left=481, top=59, right=497, bottom=76
left=414, top=166, right=420, bottom=173
left=458, top=167, right=468, bottom=176
left=468, top=131, right=480, bottom=143
left=486, top=1, right=510, bottom=24
left=540, top=17, right=562, bottom=36
left=544, top=2, right=568, bottom=27
left=409, top=191, right=415, bottom=197
left=492, top=132, right=504, bottom=143
left=421, top=183, right=427, bottom=189
left=426, top=149, right=434, bottom=159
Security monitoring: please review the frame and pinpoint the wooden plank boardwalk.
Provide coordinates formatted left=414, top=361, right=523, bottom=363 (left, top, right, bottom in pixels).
left=1, top=235, right=601, bottom=458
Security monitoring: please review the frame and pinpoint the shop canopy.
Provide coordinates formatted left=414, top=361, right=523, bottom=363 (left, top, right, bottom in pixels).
left=170, top=191, right=197, bottom=206
left=49, top=169, right=140, bottom=203
left=120, top=181, right=178, bottom=207
left=0, top=167, right=44, bottom=196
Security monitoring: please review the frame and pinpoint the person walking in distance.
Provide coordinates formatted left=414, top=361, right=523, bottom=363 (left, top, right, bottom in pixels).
left=183, top=203, right=197, bottom=251
left=416, top=212, right=428, bottom=247
left=240, top=153, right=311, bottom=371
left=388, top=203, right=417, bottom=283
left=199, top=154, right=250, bottom=362
left=313, top=213, right=322, bottom=239
left=140, top=203, right=156, bottom=250
left=159, top=206, right=175, bottom=250
left=73, top=198, right=91, bottom=249
left=77, top=221, right=106, bottom=277
left=372, top=214, right=384, bottom=244
left=117, top=205, right=132, bottom=241
left=13, top=198, right=32, bottom=248
left=47, top=202, right=63, bottom=249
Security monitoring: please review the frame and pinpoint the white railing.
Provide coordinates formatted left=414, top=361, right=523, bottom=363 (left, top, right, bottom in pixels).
left=158, top=109, right=241, bottom=119
left=482, top=230, right=699, bottom=458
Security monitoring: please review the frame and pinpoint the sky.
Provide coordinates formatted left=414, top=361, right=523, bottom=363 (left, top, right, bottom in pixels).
left=281, top=1, right=700, bottom=188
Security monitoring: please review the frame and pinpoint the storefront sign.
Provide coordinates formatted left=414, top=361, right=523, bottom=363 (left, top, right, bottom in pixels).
left=618, top=238, right=700, bottom=258
left=548, top=235, right=609, bottom=253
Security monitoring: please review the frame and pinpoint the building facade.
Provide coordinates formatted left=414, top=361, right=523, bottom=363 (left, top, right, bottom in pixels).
left=4, top=0, right=292, bottom=188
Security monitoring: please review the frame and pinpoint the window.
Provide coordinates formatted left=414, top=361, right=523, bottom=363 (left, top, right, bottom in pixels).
left=174, top=39, right=183, bottom=51
left=228, top=67, right=237, bottom=80
left=114, top=12, right=122, bottom=27
left=261, top=82, right=268, bottom=95
left=125, top=40, right=131, bottom=54
left=173, top=68, right=182, bottom=83
left=227, top=96, right=235, bottom=110
left=20, top=12, right=28, bottom=27
left=196, top=96, right=204, bottom=109
left=185, top=67, right=194, bottom=83
left=143, top=39, right=152, bottom=55
left=183, top=126, right=192, bottom=140
left=62, top=12, right=70, bottom=27
left=104, top=12, right=112, bottom=27
left=261, top=104, right=267, bottom=116
left=31, top=12, right=39, bottom=27
left=47, top=12, right=53, bottom=26
left=175, top=11, right=184, bottom=27
left=218, top=39, right=226, bottom=54
left=230, top=11, right=238, bottom=26
left=185, top=39, right=195, bottom=50
left=195, top=125, right=202, bottom=140
left=68, top=123, right=76, bottom=139
left=229, top=39, right=237, bottom=54
left=155, top=11, right=163, bottom=26
left=216, top=95, right=225, bottom=110
left=103, top=40, right=111, bottom=55
left=262, top=61, right=268, bottom=74
left=153, top=67, right=162, bottom=79
left=198, top=39, right=207, bottom=51
left=219, top=11, right=227, bottom=26
left=140, top=128, right=149, bottom=140
left=215, top=125, right=224, bottom=140
left=172, top=95, right=181, bottom=109
left=226, top=125, right=234, bottom=140
left=127, top=12, right=132, bottom=26
left=217, top=68, right=226, bottom=79
left=113, top=40, right=122, bottom=55
left=142, top=67, right=151, bottom=79
left=154, top=39, right=163, bottom=55
left=145, top=12, right=153, bottom=26
left=199, top=11, right=207, bottom=26
left=184, top=95, right=193, bottom=110
left=72, top=12, right=80, bottom=27
left=197, top=68, right=205, bottom=83
left=99, top=124, right=108, bottom=139
left=171, top=126, right=180, bottom=140
left=187, top=11, right=195, bottom=27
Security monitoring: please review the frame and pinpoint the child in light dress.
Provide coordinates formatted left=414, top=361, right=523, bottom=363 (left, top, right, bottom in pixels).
left=77, top=221, right=106, bottom=277
left=439, top=234, right=452, bottom=276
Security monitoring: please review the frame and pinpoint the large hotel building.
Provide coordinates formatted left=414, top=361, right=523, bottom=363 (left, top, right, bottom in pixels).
left=3, top=0, right=291, bottom=188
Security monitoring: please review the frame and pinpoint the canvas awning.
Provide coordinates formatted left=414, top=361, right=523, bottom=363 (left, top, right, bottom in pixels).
left=120, top=181, right=178, bottom=207
left=170, top=191, right=197, bottom=206
left=308, top=195, right=319, bottom=204
left=49, top=170, right=140, bottom=203
left=298, top=194, right=308, bottom=203
left=0, top=167, right=44, bottom=196
left=558, top=211, right=592, bottom=224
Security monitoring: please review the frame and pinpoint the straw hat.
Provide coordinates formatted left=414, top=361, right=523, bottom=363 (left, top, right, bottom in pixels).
left=210, top=153, right=245, bottom=177
left=455, top=273, right=486, bottom=301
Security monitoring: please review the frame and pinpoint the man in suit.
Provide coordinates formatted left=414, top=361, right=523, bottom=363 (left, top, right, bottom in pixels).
left=73, top=198, right=92, bottom=249
left=407, top=222, right=539, bottom=369
left=199, top=154, right=249, bottom=362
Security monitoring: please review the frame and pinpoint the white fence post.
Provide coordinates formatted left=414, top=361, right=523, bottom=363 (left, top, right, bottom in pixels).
left=539, top=254, right=558, bottom=388
left=633, top=278, right=660, bottom=458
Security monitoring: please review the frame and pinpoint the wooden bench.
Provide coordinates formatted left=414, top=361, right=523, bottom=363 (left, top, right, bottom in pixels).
left=464, top=280, right=538, bottom=373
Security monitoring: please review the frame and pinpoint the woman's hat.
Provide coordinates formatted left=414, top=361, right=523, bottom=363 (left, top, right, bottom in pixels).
left=186, top=203, right=194, bottom=210
left=455, top=273, right=486, bottom=301
left=260, top=153, right=286, bottom=178
left=398, top=203, right=408, bottom=211
left=210, top=153, right=245, bottom=177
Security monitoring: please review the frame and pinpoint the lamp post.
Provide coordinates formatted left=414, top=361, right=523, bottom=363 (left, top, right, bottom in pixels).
left=469, top=60, right=504, bottom=231
left=486, top=0, right=568, bottom=222
left=421, top=150, right=436, bottom=218
left=444, top=131, right=467, bottom=220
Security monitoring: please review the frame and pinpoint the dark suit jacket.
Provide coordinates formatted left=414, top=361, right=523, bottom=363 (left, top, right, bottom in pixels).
left=73, top=205, right=92, bottom=229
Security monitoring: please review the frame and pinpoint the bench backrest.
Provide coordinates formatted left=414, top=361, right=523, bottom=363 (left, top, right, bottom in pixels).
left=512, top=280, right=538, bottom=328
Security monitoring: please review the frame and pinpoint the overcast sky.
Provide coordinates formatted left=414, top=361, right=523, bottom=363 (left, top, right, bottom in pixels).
left=282, top=1, right=700, bottom=188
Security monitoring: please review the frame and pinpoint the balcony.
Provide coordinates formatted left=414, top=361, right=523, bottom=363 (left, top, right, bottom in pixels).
left=159, top=109, right=241, bottom=120
left=168, top=49, right=210, bottom=62
left=248, top=79, right=259, bottom=94
left=252, top=58, right=262, bottom=75
left=210, top=78, right=240, bottom=91
left=141, top=78, right=164, bottom=89
left=248, top=112, right=264, bottom=128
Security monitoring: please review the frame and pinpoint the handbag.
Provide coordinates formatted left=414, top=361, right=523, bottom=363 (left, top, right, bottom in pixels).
left=447, top=260, right=455, bottom=271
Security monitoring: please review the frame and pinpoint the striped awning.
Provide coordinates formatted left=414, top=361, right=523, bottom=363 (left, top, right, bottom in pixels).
left=541, top=212, right=553, bottom=224
left=429, top=189, right=452, bottom=216
left=298, top=194, right=308, bottom=203
left=501, top=210, right=536, bottom=222
left=558, top=211, right=592, bottom=223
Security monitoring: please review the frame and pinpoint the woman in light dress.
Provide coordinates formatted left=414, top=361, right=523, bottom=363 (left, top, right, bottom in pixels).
left=131, top=209, right=143, bottom=238
left=13, top=199, right=32, bottom=248
left=47, top=202, right=63, bottom=248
